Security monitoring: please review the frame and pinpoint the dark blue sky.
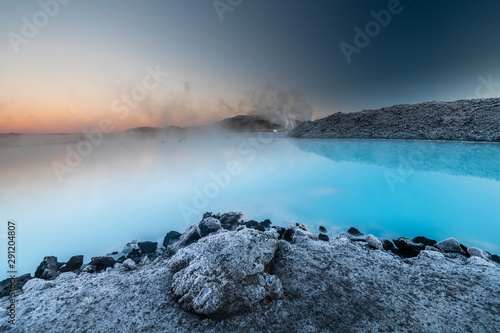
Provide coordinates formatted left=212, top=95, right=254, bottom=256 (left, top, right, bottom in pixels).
left=1, top=0, right=500, bottom=131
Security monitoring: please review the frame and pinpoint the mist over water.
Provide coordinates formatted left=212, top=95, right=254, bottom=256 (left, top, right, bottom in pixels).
left=1, top=133, right=500, bottom=279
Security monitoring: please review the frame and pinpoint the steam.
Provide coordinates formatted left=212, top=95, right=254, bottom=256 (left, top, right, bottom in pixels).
left=237, top=83, right=314, bottom=128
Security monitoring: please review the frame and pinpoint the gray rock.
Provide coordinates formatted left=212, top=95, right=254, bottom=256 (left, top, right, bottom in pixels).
left=467, top=247, right=490, bottom=260
left=365, top=234, right=383, bottom=250
left=59, top=255, right=84, bottom=273
left=138, top=241, right=158, bottom=254
left=393, top=237, right=426, bottom=258
left=89, top=256, right=116, bottom=272
left=198, top=217, right=221, bottom=237
left=169, top=228, right=283, bottom=317
left=318, top=233, right=329, bottom=242
left=34, top=256, right=59, bottom=280
left=123, top=259, right=137, bottom=270
left=347, top=227, right=363, bottom=237
left=163, top=231, right=182, bottom=247
left=435, top=238, right=465, bottom=254
left=292, top=228, right=317, bottom=244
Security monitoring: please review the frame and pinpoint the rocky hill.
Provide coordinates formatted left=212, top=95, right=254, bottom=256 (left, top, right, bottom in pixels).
left=1, top=212, right=499, bottom=332
left=289, top=98, right=500, bottom=141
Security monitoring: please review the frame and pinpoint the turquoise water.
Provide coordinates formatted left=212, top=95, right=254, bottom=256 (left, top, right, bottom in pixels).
left=1, top=134, right=500, bottom=279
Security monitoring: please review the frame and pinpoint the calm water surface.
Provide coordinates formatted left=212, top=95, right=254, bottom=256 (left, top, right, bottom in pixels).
left=1, top=133, right=499, bottom=278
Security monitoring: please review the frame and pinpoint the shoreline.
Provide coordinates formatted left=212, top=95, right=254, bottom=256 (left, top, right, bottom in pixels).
left=1, top=212, right=499, bottom=332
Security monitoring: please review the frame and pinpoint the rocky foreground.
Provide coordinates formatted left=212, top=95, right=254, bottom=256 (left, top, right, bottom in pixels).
left=1, top=212, right=500, bottom=332
left=289, top=98, right=500, bottom=141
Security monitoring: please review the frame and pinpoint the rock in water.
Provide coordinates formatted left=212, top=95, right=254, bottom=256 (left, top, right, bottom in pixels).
left=138, top=241, right=158, bottom=254
left=59, top=255, right=84, bottom=273
left=412, top=236, right=437, bottom=246
left=435, top=238, right=465, bottom=254
left=381, top=239, right=395, bottom=251
left=163, top=231, right=182, bottom=247
left=169, top=228, right=283, bottom=318
left=319, top=226, right=327, bottom=233
left=347, top=227, right=363, bottom=237
left=198, top=217, right=221, bottom=237
left=318, top=233, right=330, bottom=242
left=366, top=234, right=383, bottom=250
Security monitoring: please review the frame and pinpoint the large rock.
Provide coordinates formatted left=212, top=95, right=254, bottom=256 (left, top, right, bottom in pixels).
left=34, top=256, right=59, bottom=280
left=347, top=227, right=363, bottom=237
left=393, top=238, right=426, bottom=258
left=59, top=255, right=84, bottom=273
left=198, top=217, right=221, bottom=237
left=89, top=256, right=116, bottom=272
left=365, top=234, right=383, bottom=250
left=169, top=228, right=283, bottom=318
left=467, top=247, right=490, bottom=260
left=163, top=231, right=182, bottom=247
left=435, top=238, right=465, bottom=254
left=412, top=236, right=437, bottom=246
left=138, top=241, right=158, bottom=254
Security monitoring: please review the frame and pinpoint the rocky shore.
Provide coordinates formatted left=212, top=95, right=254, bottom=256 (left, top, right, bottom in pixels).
left=1, top=212, right=500, bottom=332
left=289, top=98, right=500, bottom=141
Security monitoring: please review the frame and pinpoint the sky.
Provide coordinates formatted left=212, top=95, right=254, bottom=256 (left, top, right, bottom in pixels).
left=1, top=0, right=500, bottom=133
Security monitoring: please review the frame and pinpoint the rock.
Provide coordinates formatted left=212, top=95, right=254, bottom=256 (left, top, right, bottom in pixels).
left=393, top=238, right=426, bottom=258
left=34, top=256, right=59, bottom=280
left=460, top=244, right=470, bottom=257
left=366, top=234, right=383, bottom=250
left=59, top=255, right=84, bottom=273
left=199, top=217, right=221, bottom=237
left=117, top=256, right=126, bottom=263
left=121, top=240, right=139, bottom=254
left=82, top=264, right=96, bottom=273
left=244, top=220, right=260, bottom=228
left=0, top=274, right=32, bottom=297
left=295, top=223, right=308, bottom=231
left=126, top=249, right=141, bottom=261
left=138, top=241, right=158, bottom=254
left=272, top=226, right=286, bottom=237
left=412, top=236, right=437, bottom=246
left=178, top=225, right=202, bottom=247
left=435, top=238, right=465, bottom=254
left=169, top=228, right=282, bottom=318
left=381, top=239, right=395, bottom=251
left=491, top=254, right=500, bottom=264
left=260, top=219, right=272, bottom=229
left=292, top=228, right=317, bottom=244
left=318, top=233, right=330, bottom=242
left=218, top=212, right=243, bottom=230
left=467, top=247, right=490, bottom=260
left=319, top=226, right=327, bottom=233
left=123, top=258, right=137, bottom=270
left=163, top=231, right=182, bottom=247
left=89, top=256, right=116, bottom=272
left=282, top=228, right=294, bottom=242
left=347, top=227, right=363, bottom=237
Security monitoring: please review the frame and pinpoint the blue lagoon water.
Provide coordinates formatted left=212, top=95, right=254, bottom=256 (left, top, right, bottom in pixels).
left=1, top=134, right=500, bottom=278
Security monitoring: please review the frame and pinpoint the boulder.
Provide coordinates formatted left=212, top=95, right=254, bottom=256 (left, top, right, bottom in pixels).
left=412, top=236, right=437, bottom=246
left=138, top=241, right=158, bottom=254
left=292, top=228, right=317, bottom=244
left=491, top=254, right=500, bottom=264
left=467, top=247, right=490, bottom=260
left=89, top=256, right=116, bottom=272
left=122, top=258, right=137, bottom=270
left=0, top=273, right=32, bottom=297
left=126, top=249, right=141, bottom=261
left=178, top=225, right=202, bottom=247
left=169, top=228, right=282, bottom=318
left=260, top=219, right=272, bottom=229
left=319, top=226, right=327, bottom=233
left=381, top=239, right=395, bottom=251
left=218, top=212, right=243, bottom=230
left=199, top=217, right=221, bottom=237
left=34, top=256, right=59, bottom=280
left=366, top=234, right=383, bottom=250
left=393, top=238, right=426, bottom=258
left=282, top=228, right=294, bottom=242
left=318, top=233, right=330, bottom=242
left=347, top=227, right=363, bottom=237
left=435, top=238, right=465, bottom=254
left=59, top=255, right=84, bottom=273
left=163, top=231, right=182, bottom=247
